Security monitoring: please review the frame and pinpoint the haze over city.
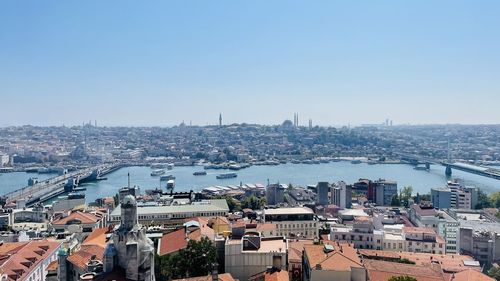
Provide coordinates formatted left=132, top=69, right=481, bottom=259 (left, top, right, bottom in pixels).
left=1, top=1, right=500, bottom=127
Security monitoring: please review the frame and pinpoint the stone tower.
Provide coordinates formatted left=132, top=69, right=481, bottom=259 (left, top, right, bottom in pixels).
left=121, top=194, right=138, bottom=231
left=112, top=194, right=155, bottom=281
left=57, top=247, right=68, bottom=281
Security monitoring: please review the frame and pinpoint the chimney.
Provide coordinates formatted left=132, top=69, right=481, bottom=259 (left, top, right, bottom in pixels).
left=211, top=263, right=219, bottom=281
left=315, top=263, right=322, bottom=270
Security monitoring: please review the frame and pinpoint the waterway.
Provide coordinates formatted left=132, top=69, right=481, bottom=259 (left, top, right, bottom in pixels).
left=1, top=162, right=500, bottom=203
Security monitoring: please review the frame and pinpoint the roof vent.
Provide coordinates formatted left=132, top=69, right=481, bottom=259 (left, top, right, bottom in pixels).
left=323, top=244, right=334, bottom=253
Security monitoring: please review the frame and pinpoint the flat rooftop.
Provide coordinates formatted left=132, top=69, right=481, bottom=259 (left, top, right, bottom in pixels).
left=264, top=207, right=314, bottom=215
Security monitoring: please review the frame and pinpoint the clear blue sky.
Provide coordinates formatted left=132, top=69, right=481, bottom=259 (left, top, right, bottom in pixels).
left=1, top=1, right=499, bottom=126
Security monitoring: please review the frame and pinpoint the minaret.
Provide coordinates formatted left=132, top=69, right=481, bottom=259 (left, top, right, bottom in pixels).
left=219, top=113, right=222, bottom=127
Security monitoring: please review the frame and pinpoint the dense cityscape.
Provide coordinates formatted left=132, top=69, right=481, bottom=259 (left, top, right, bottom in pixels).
left=2, top=1, right=500, bottom=281
left=1, top=122, right=500, bottom=281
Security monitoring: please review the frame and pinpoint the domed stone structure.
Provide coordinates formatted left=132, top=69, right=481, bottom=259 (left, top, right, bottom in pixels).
left=106, top=194, right=155, bottom=281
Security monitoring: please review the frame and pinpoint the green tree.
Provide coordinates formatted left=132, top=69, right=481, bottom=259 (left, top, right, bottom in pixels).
left=490, top=192, right=500, bottom=208
left=155, top=237, right=217, bottom=280
left=391, top=194, right=401, bottom=206
left=400, top=186, right=413, bottom=207
left=476, top=188, right=492, bottom=209
left=241, top=195, right=265, bottom=210
left=388, top=276, right=417, bottom=281
left=488, top=266, right=500, bottom=281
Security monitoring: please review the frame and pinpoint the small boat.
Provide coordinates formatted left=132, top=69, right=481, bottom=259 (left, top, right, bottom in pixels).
left=351, top=160, right=362, bottom=164
left=167, top=163, right=174, bottom=170
left=151, top=169, right=165, bottom=176
left=166, top=180, right=175, bottom=190
left=216, top=173, right=237, bottom=179
left=193, top=171, right=207, bottom=176
left=160, top=175, right=175, bottom=181
left=228, top=165, right=241, bottom=170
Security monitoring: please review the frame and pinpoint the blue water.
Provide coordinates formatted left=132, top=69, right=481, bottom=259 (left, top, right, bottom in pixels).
left=1, top=162, right=500, bottom=202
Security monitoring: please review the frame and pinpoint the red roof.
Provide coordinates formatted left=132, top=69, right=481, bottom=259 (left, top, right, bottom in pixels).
left=0, top=240, right=62, bottom=281
left=159, top=228, right=188, bottom=256
left=52, top=211, right=101, bottom=225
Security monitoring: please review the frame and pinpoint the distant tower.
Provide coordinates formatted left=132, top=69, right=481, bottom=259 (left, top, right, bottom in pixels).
left=296, top=113, right=299, bottom=127
left=219, top=113, right=222, bottom=127
left=309, top=119, right=312, bottom=129
left=57, top=247, right=68, bottom=281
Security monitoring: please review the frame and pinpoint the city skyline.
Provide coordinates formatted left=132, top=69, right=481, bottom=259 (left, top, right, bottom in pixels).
left=1, top=1, right=500, bottom=126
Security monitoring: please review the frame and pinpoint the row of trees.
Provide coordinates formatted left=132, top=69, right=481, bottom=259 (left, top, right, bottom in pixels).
left=155, top=237, right=217, bottom=280
left=215, top=195, right=266, bottom=212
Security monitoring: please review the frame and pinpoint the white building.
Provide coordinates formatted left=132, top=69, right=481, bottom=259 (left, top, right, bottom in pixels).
left=225, top=235, right=287, bottom=281
left=263, top=207, right=318, bottom=238
left=331, top=181, right=351, bottom=209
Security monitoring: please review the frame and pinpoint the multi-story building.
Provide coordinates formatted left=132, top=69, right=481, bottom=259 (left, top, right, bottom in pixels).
left=403, top=227, right=445, bottom=255
left=330, top=217, right=376, bottom=250
left=436, top=211, right=460, bottom=254
left=225, top=235, right=287, bottom=281
left=373, top=179, right=397, bottom=206
left=109, top=199, right=229, bottom=228
left=302, top=242, right=366, bottom=281
left=432, top=181, right=478, bottom=210
left=51, top=210, right=107, bottom=238
left=315, top=182, right=329, bottom=205
left=0, top=239, right=63, bottom=281
left=331, top=181, right=351, bottom=209
left=263, top=207, right=317, bottom=238
left=431, top=188, right=452, bottom=209
left=266, top=183, right=285, bottom=206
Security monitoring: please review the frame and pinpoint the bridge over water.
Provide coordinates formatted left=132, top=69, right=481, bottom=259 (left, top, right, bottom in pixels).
left=3, top=163, right=125, bottom=206
left=397, top=153, right=500, bottom=180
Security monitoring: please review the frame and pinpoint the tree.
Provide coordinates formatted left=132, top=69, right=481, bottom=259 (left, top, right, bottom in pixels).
left=490, top=192, right=500, bottom=208
left=155, top=237, right=218, bottom=280
left=388, top=276, right=417, bottom=281
left=476, top=188, right=492, bottom=209
left=400, top=186, right=413, bottom=207
left=391, top=194, right=401, bottom=206
left=488, top=266, right=500, bottom=280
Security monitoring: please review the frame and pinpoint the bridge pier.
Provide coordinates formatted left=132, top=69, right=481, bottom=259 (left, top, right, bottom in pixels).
left=445, top=165, right=452, bottom=176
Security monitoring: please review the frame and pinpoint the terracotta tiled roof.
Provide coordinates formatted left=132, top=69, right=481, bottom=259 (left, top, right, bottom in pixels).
left=288, top=240, right=314, bottom=263
left=445, top=269, right=495, bottom=281
left=303, top=242, right=363, bottom=271
left=360, top=249, right=481, bottom=273
left=412, top=204, right=438, bottom=217
left=172, top=273, right=238, bottom=281
left=82, top=227, right=111, bottom=249
left=52, top=211, right=101, bottom=225
left=0, top=240, right=62, bottom=281
left=256, top=223, right=276, bottom=232
left=158, top=228, right=188, bottom=256
left=365, top=259, right=445, bottom=281
left=46, top=260, right=58, bottom=271
left=67, top=245, right=105, bottom=270
left=404, top=227, right=437, bottom=235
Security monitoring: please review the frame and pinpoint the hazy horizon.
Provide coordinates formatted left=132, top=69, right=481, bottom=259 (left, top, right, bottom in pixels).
left=2, top=1, right=499, bottom=126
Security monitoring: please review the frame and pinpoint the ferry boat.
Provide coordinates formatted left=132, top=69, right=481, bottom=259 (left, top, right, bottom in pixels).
left=193, top=171, right=207, bottom=176
left=160, top=175, right=175, bottom=181
left=151, top=169, right=165, bottom=176
left=228, top=164, right=241, bottom=170
left=216, top=172, right=237, bottom=179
